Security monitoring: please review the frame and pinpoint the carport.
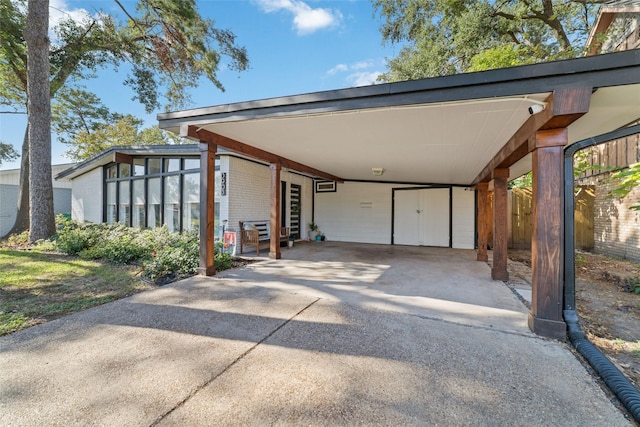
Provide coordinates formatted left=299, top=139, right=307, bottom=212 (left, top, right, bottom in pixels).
left=158, top=49, right=640, bottom=340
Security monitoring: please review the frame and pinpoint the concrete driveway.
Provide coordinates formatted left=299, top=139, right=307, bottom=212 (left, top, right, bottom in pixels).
left=0, top=242, right=631, bottom=426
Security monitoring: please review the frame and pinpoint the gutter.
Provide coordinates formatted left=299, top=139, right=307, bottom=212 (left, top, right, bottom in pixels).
left=563, top=123, right=640, bottom=422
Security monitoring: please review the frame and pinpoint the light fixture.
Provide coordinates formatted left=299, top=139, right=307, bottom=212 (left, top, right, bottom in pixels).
left=372, top=167, right=384, bottom=176
left=528, top=104, right=545, bottom=115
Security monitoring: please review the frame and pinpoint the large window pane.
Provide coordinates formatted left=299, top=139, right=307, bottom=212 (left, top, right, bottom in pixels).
left=182, top=173, right=199, bottom=232
left=164, top=175, right=180, bottom=232
left=148, top=177, right=161, bottom=228
left=106, top=182, right=116, bottom=224
left=132, top=179, right=145, bottom=228
left=119, top=181, right=130, bottom=225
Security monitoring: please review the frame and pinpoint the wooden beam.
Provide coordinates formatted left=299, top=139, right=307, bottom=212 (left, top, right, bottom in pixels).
left=198, top=143, right=216, bottom=276
left=269, top=163, right=282, bottom=260
left=114, top=152, right=133, bottom=164
left=186, top=125, right=344, bottom=183
left=528, top=129, right=567, bottom=339
left=491, top=168, right=509, bottom=281
left=476, top=182, right=489, bottom=262
left=472, top=87, right=592, bottom=185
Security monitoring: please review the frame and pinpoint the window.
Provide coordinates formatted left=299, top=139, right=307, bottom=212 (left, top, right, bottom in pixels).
left=104, top=155, right=207, bottom=233
left=164, top=158, right=180, bottom=172
left=133, top=158, right=145, bottom=176
left=132, top=179, right=145, bottom=227
left=148, top=177, right=161, bottom=228
left=183, top=173, right=200, bottom=231
left=148, top=158, right=161, bottom=175
left=118, top=181, right=130, bottom=225
left=164, top=175, right=180, bottom=232
left=106, top=182, right=116, bottom=224
left=120, top=163, right=131, bottom=178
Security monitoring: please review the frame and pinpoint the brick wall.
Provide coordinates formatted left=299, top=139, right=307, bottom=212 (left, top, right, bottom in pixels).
left=225, top=156, right=313, bottom=243
left=592, top=173, right=640, bottom=262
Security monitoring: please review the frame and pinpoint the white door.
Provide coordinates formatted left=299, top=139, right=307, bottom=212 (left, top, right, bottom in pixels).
left=394, top=188, right=450, bottom=247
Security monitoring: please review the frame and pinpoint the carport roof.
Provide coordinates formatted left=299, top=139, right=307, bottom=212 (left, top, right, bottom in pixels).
left=158, top=50, right=640, bottom=185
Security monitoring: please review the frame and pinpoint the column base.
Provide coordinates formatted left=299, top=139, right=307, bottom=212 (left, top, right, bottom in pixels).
left=269, top=252, right=281, bottom=260
left=491, top=268, right=509, bottom=281
left=528, top=313, right=566, bottom=340
left=198, top=266, right=216, bottom=276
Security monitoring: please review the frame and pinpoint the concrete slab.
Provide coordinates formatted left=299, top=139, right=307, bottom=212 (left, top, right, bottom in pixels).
left=0, top=242, right=631, bottom=425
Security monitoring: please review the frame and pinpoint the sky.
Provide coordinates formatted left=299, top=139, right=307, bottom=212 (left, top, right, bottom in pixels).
left=0, top=0, right=404, bottom=170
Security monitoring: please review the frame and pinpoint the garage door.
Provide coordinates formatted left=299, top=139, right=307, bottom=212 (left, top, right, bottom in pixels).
left=393, top=188, right=450, bottom=247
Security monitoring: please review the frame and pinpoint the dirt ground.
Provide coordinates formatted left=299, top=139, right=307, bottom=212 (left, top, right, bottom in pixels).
left=508, top=249, right=640, bottom=388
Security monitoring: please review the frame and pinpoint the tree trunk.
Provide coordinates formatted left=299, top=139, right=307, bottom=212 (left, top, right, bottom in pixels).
left=1, top=126, right=30, bottom=239
left=25, top=0, right=55, bottom=242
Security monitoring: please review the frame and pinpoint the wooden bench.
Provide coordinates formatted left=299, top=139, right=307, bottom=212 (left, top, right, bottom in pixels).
left=239, top=220, right=290, bottom=256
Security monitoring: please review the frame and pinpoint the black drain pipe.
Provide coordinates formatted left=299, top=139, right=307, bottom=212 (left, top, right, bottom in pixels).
left=564, top=123, right=640, bottom=422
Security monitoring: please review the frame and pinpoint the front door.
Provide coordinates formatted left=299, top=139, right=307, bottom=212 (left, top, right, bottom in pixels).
left=394, top=188, right=450, bottom=247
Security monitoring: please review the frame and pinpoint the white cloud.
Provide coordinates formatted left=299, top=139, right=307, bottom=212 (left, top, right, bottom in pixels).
left=50, top=0, right=91, bottom=28
left=347, top=71, right=383, bottom=87
left=255, top=0, right=342, bottom=35
left=327, top=64, right=348, bottom=75
left=325, top=60, right=383, bottom=86
left=351, top=61, right=374, bottom=70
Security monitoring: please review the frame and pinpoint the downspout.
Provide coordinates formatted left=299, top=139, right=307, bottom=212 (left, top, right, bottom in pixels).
left=563, top=123, right=640, bottom=422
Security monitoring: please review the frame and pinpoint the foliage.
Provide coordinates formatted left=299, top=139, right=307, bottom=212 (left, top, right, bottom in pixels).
left=0, top=0, right=249, bottom=237
left=608, top=162, right=640, bottom=211
left=0, top=141, right=18, bottom=165
left=62, top=113, right=181, bottom=161
left=53, top=216, right=236, bottom=282
left=142, top=230, right=200, bottom=280
left=373, top=0, right=600, bottom=80
left=508, top=173, right=532, bottom=189
left=308, top=222, right=318, bottom=231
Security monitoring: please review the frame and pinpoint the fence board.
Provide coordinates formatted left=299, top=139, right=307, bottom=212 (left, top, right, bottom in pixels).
left=509, top=186, right=594, bottom=250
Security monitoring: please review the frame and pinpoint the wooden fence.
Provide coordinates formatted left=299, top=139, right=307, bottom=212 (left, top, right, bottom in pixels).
left=508, top=186, right=594, bottom=250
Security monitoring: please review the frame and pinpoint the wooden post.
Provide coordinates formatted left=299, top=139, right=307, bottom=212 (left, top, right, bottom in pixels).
left=491, top=168, right=509, bottom=281
left=269, top=163, right=282, bottom=260
left=198, top=143, right=216, bottom=276
left=476, top=182, right=489, bottom=262
left=528, top=128, right=567, bottom=339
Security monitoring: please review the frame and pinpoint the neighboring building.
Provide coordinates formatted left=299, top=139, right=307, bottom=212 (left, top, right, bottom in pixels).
left=0, top=164, right=74, bottom=237
left=580, top=0, right=640, bottom=261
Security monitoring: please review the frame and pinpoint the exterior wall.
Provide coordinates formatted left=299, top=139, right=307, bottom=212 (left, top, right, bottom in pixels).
left=225, top=156, right=313, bottom=240
left=593, top=174, right=640, bottom=262
left=315, top=182, right=475, bottom=248
left=0, top=184, right=19, bottom=237
left=0, top=164, right=74, bottom=236
left=315, top=182, right=398, bottom=244
left=226, top=156, right=271, bottom=231
left=71, top=168, right=103, bottom=223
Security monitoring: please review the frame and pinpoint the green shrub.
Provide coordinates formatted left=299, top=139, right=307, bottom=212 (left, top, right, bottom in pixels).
left=79, top=225, right=147, bottom=264
left=142, top=230, right=200, bottom=280
left=215, top=252, right=233, bottom=271
left=53, top=219, right=236, bottom=284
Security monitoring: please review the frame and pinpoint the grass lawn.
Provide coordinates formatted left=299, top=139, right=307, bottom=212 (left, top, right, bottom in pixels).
left=0, top=249, right=155, bottom=335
